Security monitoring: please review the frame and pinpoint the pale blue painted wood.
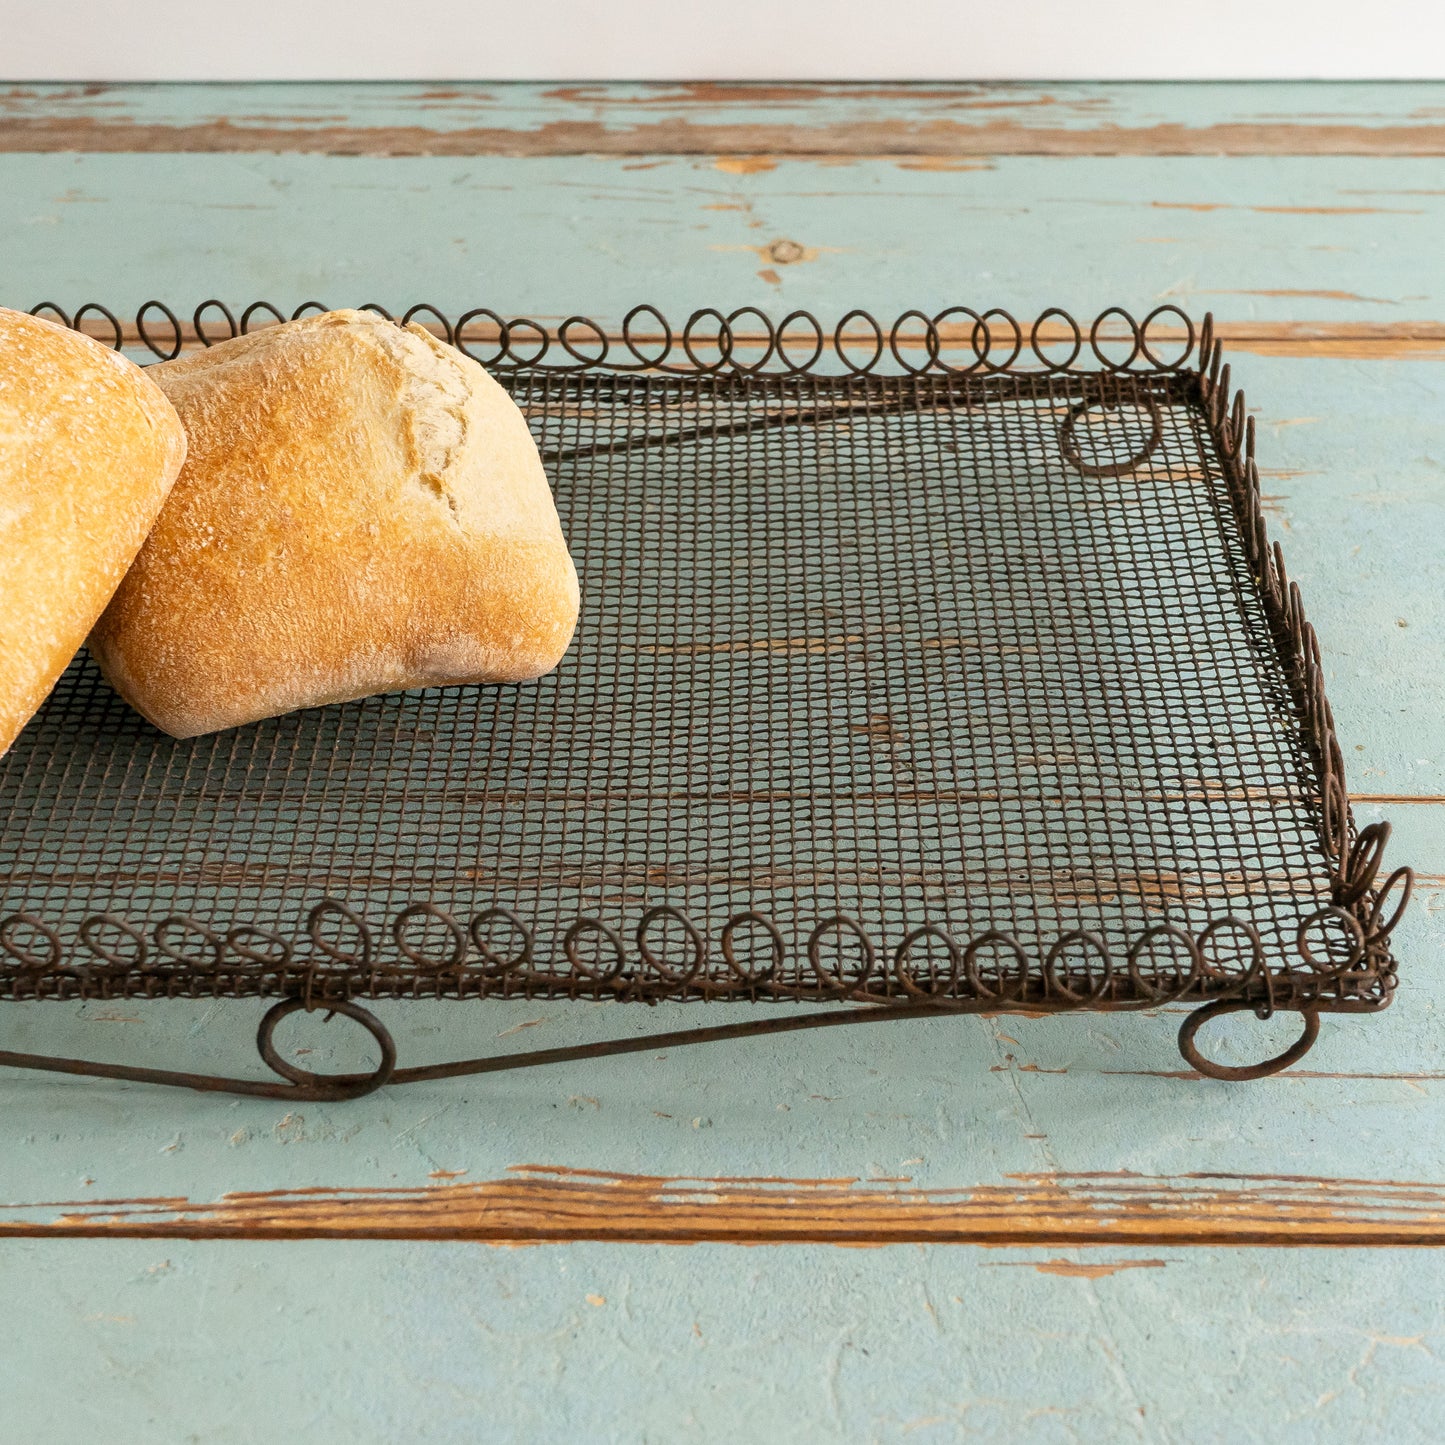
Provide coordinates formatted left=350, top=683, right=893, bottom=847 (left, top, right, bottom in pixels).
left=1229, top=360, right=1445, bottom=796
left=7, top=1238, right=1445, bottom=1444
left=2, top=81, right=1445, bottom=1445
left=4, top=152, right=1445, bottom=324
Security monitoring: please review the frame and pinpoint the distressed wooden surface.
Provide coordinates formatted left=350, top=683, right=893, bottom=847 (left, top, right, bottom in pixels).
left=4, top=81, right=1445, bottom=155
left=15, top=1165, right=1445, bottom=1246
left=41, top=314, right=1445, bottom=363
left=2, top=82, right=1444, bottom=1442
left=7, top=1240, right=1444, bottom=1445
left=7, top=149, right=1445, bottom=327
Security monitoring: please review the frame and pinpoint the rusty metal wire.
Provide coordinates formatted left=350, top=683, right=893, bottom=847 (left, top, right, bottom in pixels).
left=26, top=299, right=1200, bottom=376
left=0, top=302, right=1410, bottom=1087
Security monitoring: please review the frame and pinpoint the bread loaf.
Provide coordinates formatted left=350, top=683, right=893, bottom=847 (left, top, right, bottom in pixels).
left=90, top=309, right=580, bottom=738
left=0, top=308, right=186, bottom=756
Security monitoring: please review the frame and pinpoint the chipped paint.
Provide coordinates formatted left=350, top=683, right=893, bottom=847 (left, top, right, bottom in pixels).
left=714, top=155, right=777, bottom=174
left=5, top=115, right=1445, bottom=157
left=984, top=1257, right=1170, bottom=1278
left=1151, top=201, right=1422, bottom=215
left=894, top=157, right=996, bottom=172
left=12, top=1167, right=1445, bottom=1245
left=1202, top=288, right=1398, bottom=304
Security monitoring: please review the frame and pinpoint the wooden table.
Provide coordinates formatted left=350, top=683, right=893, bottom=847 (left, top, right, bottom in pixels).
left=2, top=81, right=1443, bottom=1442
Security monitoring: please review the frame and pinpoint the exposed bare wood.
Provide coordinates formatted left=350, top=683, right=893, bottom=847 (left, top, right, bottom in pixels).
left=984, top=1257, right=1170, bottom=1277
left=1223, top=338, right=1445, bottom=360
left=10, top=1165, right=1445, bottom=1244
left=5, top=116, right=1445, bottom=158
left=1350, top=795, right=1445, bottom=806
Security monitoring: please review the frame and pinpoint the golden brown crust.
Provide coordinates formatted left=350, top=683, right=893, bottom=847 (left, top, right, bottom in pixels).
left=89, top=309, right=580, bottom=738
left=0, top=308, right=186, bottom=756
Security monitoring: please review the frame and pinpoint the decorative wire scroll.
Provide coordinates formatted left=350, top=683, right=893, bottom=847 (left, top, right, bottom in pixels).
left=27, top=300, right=1200, bottom=377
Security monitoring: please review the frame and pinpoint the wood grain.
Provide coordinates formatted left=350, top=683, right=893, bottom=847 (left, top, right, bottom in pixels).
left=59, top=317, right=1445, bottom=364
left=10, top=115, right=1445, bottom=158
left=5, top=81, right=1445, bottom=157
left=11, top=1165, right=1445, bottom=1245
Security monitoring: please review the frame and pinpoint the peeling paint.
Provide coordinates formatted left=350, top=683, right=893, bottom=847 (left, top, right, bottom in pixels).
left=5, top=115, right=1445, bottom=157
left=14, top=1166, right=1445, bottom=1245
left=983, top=1257, right=1170, bottom=1278
left=714, top=156, right=776, bottom=174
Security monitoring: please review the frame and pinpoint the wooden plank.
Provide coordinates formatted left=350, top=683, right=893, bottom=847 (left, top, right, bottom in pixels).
left=11, top=1165, right=1445, bottom=1245
left=7, top=151, right=1445, bottom=331
left=5, top=81, right=1445, bottom=156
left=9, top=115, right=1445, bottom=158
left=9, top=1237, right=1445, bottom=1442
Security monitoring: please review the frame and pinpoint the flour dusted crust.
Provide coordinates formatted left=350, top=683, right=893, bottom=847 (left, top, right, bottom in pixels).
left=90, top=309, right=580, bottom=738
left=0, top=308, right=186, bottom=756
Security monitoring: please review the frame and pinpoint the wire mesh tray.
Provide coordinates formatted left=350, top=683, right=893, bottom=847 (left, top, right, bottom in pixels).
left=0, top=301, right=1412, bottom=1096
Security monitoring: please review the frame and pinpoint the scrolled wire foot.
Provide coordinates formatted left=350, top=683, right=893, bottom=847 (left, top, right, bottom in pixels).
left=0, top=996, right=397, bottom=1101
left=255, top=998, right=397, bottom=1100
left=1178, top=998, right=1320, bottom=1081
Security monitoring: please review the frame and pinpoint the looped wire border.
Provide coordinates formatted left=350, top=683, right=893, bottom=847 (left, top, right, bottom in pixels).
left=30, top=301, right=1212, bottom=378
left=0, top=898, right=1402, bottom=1018
left=1194, top=313, right=1411, bottom=993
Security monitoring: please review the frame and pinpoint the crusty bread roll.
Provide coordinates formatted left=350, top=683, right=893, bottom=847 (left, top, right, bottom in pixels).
left=0, top=308, right=186, bottom=756
left=90, top=309, right=580, bottom=738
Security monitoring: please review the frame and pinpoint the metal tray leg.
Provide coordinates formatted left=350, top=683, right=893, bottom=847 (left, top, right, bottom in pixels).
left=1178, top=999, right=1320, bottom=1081
left=0, top=1000, right=398, bottom=1101
left=0, top=997, right=958, bottom=1101
left=1, top=996, right=1325, bottom=1097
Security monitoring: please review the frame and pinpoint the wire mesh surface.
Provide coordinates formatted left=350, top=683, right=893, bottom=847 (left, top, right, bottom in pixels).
left=0, top=309, right=1407, bottom=1011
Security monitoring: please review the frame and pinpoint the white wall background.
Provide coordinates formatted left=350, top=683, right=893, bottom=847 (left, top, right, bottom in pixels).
left=2, top=0, right=1443, bottom=81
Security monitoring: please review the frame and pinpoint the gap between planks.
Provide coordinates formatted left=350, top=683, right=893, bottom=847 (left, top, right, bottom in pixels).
left=10, top=1165, right=1445, bottom=1245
